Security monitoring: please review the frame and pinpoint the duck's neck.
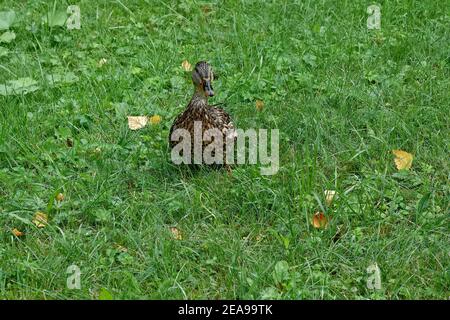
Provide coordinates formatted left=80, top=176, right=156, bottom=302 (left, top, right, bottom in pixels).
left=189, top=88, right=208, bottom=110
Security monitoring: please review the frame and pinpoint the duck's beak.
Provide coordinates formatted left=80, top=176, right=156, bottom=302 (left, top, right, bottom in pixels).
left=204, top=80, right=214, bottom=97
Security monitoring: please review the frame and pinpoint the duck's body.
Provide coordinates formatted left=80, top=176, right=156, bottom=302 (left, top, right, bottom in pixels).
left=169, top=61, right=236, bottom=165
left=169, top=93, right=235, bottom=148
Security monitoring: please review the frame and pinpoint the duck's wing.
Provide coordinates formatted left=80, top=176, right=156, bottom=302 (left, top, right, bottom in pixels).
left=169, top=110, right=190, bottom=147
left=210, top=106, right=236, bottom=140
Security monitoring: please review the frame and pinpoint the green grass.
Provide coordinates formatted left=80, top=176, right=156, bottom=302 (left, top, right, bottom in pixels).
left=0, top=0, right=449, bottom=299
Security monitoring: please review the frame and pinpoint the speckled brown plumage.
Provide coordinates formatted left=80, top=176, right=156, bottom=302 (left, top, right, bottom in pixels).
left=169, top=61, right=236, bottom=164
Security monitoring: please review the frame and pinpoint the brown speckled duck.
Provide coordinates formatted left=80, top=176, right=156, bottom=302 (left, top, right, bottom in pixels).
left=169, top=61, right=236, bottom=165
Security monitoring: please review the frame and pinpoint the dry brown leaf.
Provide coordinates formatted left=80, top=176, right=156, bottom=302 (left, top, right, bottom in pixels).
left=169, top=227, right=182, bottom=240
left=149, top=115, right=161, bottom=125
left=127, top=116, right=148, bottom=130
left=255, top=99, right=264, bottom=111
left=12, top=228, right=24, bottom=237
left=392, top=149, right=413, bottom=170
left=324, top=190, right=336, bottom=206
left=56, top=193, right=64, bottom=202
left=33, top=211, right=48, bottom=228
left=312, top=211, right=328, bottom=229
left=181, top=60, right=192, bottom=72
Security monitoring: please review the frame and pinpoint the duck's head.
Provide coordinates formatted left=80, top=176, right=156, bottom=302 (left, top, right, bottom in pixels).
left=192, top=61, right=214, bottom=97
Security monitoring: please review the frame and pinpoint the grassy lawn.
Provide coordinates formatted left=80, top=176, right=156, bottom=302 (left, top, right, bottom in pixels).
left=0, top=0, right=449, bottom=299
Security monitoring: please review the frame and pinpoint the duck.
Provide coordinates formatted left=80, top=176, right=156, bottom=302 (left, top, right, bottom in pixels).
left=169, top=61, right=236, bottom=165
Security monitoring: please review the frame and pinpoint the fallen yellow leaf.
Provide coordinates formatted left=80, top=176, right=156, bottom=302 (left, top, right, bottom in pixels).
left=127, top=116, right=148, bottom=130
left=98, top=58, right=107, bottom=67
left=169, top=227, right=182, bottom=240
left=12, top=228, right=24, bottom=237
left=33, top=211, right=48, bottom=228
left=312, top=211, right=328, bottom=229
left=114, top=243, right=128, bottom=253
left=181, top=60, right=192, bottom=72
left=56, top=193, right=64, bottom=202
left=324, top=190, right=337, bottom=206
left=255, top=99, right=264, bottom=111
left=149, top=115, right=161, bottom=125
left=392, top=149, right=413, bottom=170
